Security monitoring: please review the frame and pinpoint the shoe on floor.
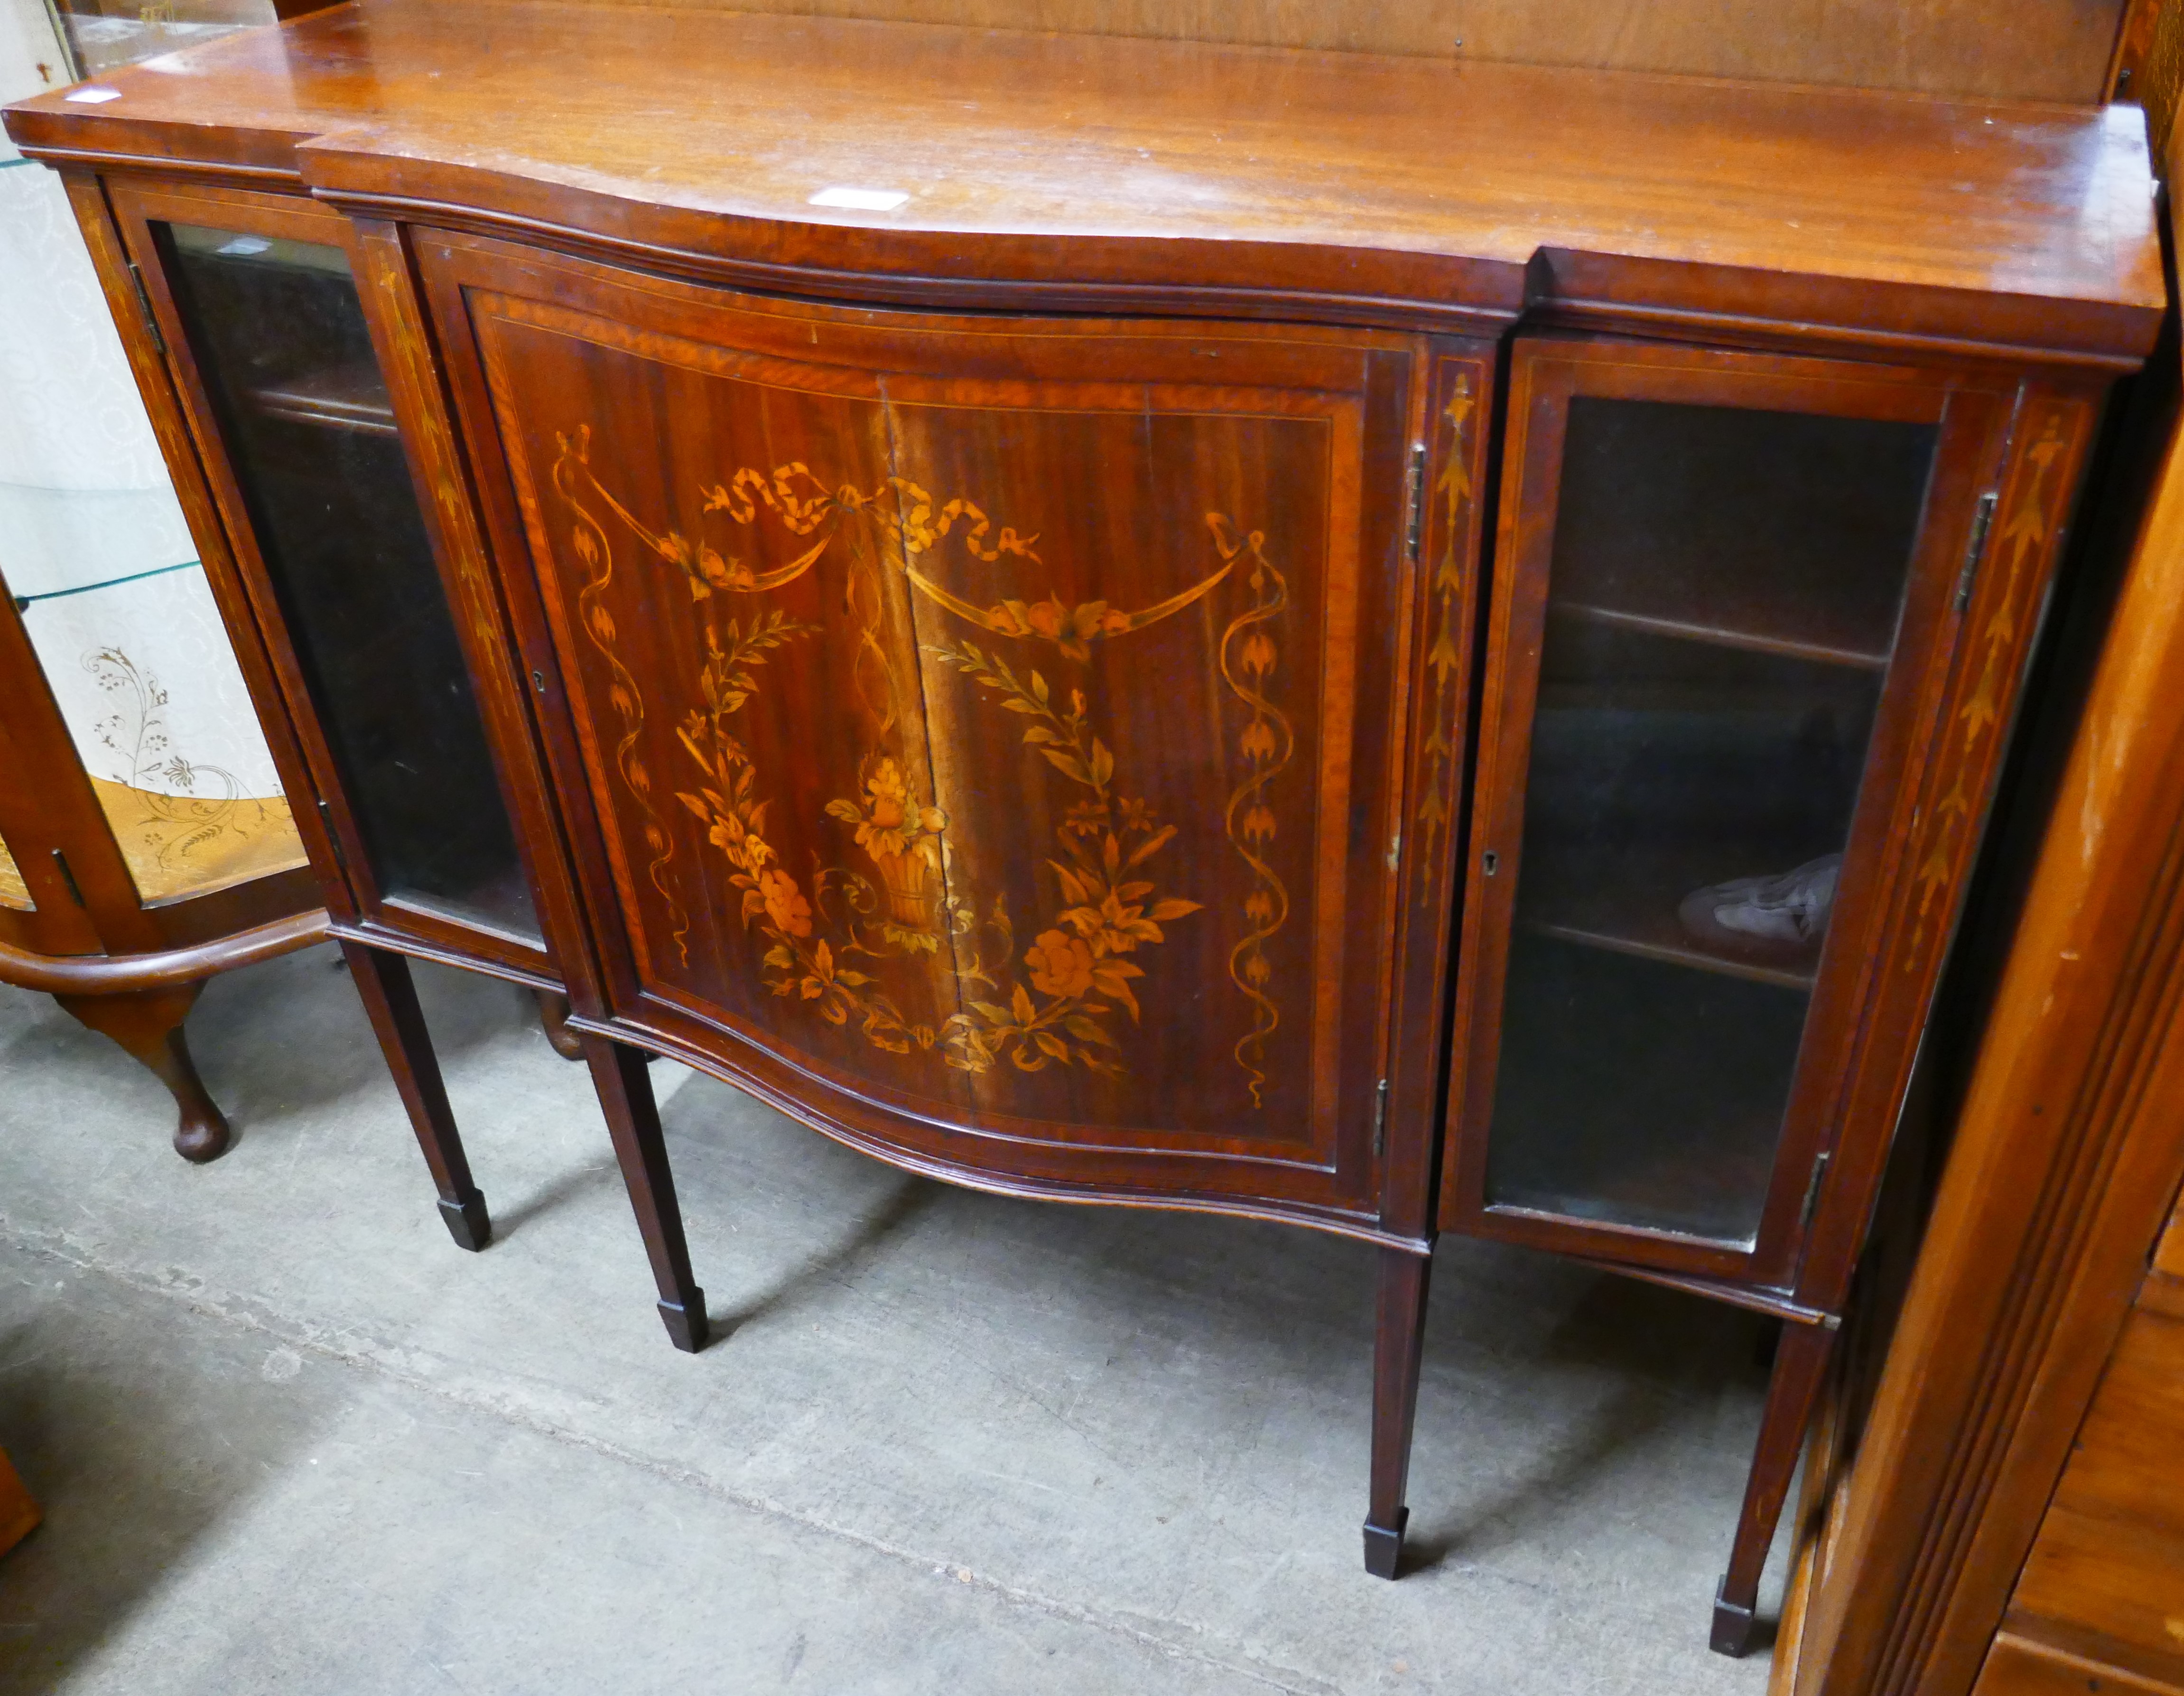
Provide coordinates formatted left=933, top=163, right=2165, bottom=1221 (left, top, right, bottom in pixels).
left=1678, top=853, right=1842, bottom=955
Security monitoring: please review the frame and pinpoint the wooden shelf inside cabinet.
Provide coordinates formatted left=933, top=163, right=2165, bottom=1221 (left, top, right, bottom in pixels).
left=1548, top=598, right=1890, bottom=673
left=244, top=362, right=398, bottom=438
left=1486, top=927, right=1800, bottom=1247
left=1547, top=399, right=1932, bottom=677
left=1516, top=839, right=1824, bottom=991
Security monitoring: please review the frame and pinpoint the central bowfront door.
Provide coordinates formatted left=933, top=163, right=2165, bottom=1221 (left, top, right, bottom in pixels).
left=421, top=233, right=1478, bottom=1223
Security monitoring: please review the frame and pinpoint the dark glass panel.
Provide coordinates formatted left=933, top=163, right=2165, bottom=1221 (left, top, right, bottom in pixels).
left=1485, top=398, right=1937, bottom=1245
left=158, top=225, right=536, bottom=941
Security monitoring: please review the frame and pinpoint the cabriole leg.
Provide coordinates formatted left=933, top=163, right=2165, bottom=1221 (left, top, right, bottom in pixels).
left=339, top=939, right=491, bottom=1251
left=1363, top=1242, right=1434, bottom=1579
left=581, top=1034, right=708, bottom=1352
left=1712, top=1316, right=1838, bottom=1656
left=56, top=981, right=230, bottom=1163
left=533, top=988, right=585, bottom=1060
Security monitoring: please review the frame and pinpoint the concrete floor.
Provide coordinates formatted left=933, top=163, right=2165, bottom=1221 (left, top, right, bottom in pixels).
left=0, top=944, right=1785, bottom=1694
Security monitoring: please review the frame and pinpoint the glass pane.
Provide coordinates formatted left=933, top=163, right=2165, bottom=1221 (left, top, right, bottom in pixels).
left=9, top=512, right=310, bottom=906
left=155, top=224, right=537, bottom=941
left=0, top=833, right=31, bottom=911
left=1485, top=397, right=1938, bottom=1245
left=48, top=1, right=274, bottom=79
left=0, top=159, right=304, bottom=908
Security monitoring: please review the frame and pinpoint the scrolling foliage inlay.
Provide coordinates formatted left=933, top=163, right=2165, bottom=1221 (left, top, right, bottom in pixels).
left=553, top=428, right=1291, bottom=1093
left=1212, top=514, right=1293, bottom=1106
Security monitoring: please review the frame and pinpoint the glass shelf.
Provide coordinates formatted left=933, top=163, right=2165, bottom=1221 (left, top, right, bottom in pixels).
left=0, top=835, right=30, bottom=912
left=3, top=494, right=309, bottom=911
left=245, top=362, right=400, bottom=438
left=0, top=480, right=195, bottom=602
left=1517, top=841, right=1820, bottom=991
left=1486, top=932, right=1809, bottom=1245
left=1545, top=597, right=1890, bottom=672
left=1514, top=624, right=1881, bottom=993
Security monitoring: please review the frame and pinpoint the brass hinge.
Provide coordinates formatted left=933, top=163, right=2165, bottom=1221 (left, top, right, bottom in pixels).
left=1404, top=442, right=1426, bottom=562
left=1800, top=1149, right=1833, bottom=1230
left=1373, top=1077, right=1391, bottom=1159
left=50, top=849, right=85, bottom=907
left=1955, top=491, right=1998, bottom=613
left=124, top=260, right=166, bottom=356
left=316, top=799, right=348, bottom=874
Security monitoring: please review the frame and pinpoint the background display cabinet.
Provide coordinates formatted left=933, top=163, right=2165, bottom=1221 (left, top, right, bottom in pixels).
left=0, top=529, right=322, bottom=1159
left=0, top=18, right=321, bottom=1160
left=4, top=0, right=2162, bottom=1652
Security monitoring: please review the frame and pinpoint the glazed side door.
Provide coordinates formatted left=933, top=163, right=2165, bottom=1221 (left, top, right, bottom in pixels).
left=102, top=177, right=558, bottom=981
left=1442, top=335, right=2084, bottom=1289
left=417, top=231, right=1485, bottom=1231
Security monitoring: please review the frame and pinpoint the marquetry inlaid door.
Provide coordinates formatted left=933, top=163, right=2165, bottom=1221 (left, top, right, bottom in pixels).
left=420, top=233, right=1485, bottom=1228
left=1441, top=335, right=2091, bottom=1291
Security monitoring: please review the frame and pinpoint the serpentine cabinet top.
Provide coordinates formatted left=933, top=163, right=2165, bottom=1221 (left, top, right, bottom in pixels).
left=5, top=0, right=2166, bottom=363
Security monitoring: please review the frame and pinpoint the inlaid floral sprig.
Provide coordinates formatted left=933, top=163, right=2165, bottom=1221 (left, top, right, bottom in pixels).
left=924, top=638, right=1201, bottom=1072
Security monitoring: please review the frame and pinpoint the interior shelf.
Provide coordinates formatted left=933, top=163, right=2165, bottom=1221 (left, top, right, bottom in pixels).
left=1547, top=598, right=1889, bottom=672
left=1516, top=618, right=1873, bottom=996
left=1515, top=837, right=1823, bottom=991
left=1548, top=397, right=1934, bottom=677
left=246, top=362, right=399, bottom=438
left=1485, top=930, right=1804, bottom=1246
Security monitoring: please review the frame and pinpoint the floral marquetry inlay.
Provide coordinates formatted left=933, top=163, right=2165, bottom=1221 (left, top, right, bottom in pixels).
left=1212, top=514, right=1293, bottom=1107
left=552, top=429, right=1297, bottom=1094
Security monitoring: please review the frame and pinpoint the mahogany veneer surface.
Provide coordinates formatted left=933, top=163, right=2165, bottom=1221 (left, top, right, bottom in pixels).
left=6, top=1, right=2164, bottom=357
left=556, top=0, right=2139, bottom=107
left=3, top=0, right=2169, bottom=1633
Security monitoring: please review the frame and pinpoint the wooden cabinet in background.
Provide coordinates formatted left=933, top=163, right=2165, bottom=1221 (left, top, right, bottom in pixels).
left=0, top=576, right=322, bottom=1160
left=1984, top=1215, right=2184, bottom=1695
left=3, top=0, right=2164, bottom=1653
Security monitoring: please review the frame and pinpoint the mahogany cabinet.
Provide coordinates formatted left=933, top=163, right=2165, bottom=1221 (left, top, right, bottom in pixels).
left=1765, top=112, right=2184, bottom=1691
left=3, top=0, right=2164, bottom=1654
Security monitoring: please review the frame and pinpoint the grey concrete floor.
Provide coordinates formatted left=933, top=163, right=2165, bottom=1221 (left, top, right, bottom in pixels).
left=0, top=944, right=1785, bottom=1694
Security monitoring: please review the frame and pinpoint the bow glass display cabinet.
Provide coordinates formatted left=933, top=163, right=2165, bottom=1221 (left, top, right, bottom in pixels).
left=5, top=0, right=2161, bottom=1656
